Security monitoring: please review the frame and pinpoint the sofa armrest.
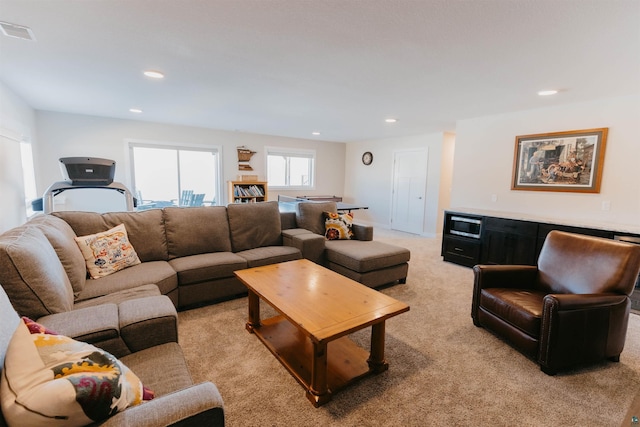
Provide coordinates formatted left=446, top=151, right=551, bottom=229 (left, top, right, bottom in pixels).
left=100, top=382, right=225, bottom=427
left=284, top=231, right=326, bottom=264
left=37, top=304, right=119, bottom=343
left=118, top=295, right=178, bottom=353
left=352, top=223, right=373, bottom=241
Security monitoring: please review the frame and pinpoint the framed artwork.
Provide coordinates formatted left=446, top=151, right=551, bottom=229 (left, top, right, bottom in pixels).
left=511, top=128, right=608, bottom=193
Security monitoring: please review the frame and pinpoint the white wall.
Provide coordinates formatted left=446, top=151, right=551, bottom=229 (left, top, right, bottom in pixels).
left=451, top=95, right=640, bottom=227
left=344, top=132, right=452, bottom=236
left=34, top=111, right=346, bottom=206
left=0, top=81, right=37, bottom=232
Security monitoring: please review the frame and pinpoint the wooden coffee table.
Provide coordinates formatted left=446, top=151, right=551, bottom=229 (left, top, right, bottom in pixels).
left=234, top=259, right=410, bottom=406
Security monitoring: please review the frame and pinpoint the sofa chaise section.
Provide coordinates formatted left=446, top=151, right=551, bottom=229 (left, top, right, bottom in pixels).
left=282, top=201, right=410, bottom=288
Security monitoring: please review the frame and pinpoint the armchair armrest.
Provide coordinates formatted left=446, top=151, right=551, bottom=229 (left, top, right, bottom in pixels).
left=544, top=293, right=628, bottom=311
left=539, top=292, right=631, bottom=374
left=100, top=382, right=225, bottom=427
left=473, top=265, right=539, bottom=290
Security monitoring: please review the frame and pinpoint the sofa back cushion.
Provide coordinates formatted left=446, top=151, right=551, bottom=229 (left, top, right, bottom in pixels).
left=30, top=215, right=87, bottom=297
left=296, top=201, right=338, bottom=235
left=0, top=226, right=74, bottom=318
left=53, top=210, right=168, bottom=262
left=227, top=201, right=282, bottom=252
left=163, top=206, right=232, bottom=259
left=537, top=230, right=640, bottom=295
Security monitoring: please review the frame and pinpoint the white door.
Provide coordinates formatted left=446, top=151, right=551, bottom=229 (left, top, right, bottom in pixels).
left=391, top=149, right=428, bottom=234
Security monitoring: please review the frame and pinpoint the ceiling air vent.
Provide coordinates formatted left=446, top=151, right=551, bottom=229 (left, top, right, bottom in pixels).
left=0, top=21, right=36, bottom=41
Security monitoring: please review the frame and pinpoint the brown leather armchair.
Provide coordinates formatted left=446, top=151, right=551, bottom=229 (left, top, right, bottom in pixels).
left=471, top=230, right=640, bottom=375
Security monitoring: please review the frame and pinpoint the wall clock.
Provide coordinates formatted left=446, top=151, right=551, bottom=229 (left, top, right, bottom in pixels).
left=362, top=151, right=373, bottom=165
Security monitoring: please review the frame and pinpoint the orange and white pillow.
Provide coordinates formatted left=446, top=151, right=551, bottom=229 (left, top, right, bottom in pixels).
left=323, top=211, right=354, bottom=240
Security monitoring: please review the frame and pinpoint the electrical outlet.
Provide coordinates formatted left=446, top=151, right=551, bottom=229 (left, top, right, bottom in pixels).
left=601, top=201, right=610, bottom=211
left=491, top=194, right=498, bottom=202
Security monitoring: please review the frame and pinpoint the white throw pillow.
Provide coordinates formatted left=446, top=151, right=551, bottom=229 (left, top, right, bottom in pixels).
left=74, top=223, right=141, bottom=279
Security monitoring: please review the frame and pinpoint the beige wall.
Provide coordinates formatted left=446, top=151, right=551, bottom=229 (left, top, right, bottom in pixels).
left=0, top=81, right=37, bottom=232
left=344, top=132, right=452, bottom=236
left=451, top=95, right=640, bottom=227
left=34, top=111, right=346, bottom=205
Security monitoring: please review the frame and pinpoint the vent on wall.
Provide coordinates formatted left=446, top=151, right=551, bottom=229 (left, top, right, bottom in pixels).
left=0, top=21, right=36, bottom=41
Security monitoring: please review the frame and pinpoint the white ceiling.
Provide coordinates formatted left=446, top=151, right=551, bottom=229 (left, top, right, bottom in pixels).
left=1, top=0, right=639, bottom=142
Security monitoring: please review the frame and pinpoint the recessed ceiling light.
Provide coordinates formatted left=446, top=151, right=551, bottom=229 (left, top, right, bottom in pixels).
left=129, top=108, right=143, bottom=113
left=385, top=118, right=398, bottom=123
left=538, top=90, right=558, bottom=96
left=143, top=70, right=165, bottom=79
left=312, top=131, right=321, bottom=136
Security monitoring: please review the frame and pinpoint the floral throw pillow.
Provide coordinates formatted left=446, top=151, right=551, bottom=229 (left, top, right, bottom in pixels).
left=0, top=318, right=153, bottom=427
left=323, top=211, right=354, bottom=240
left=74, top=223, right=141, bottom=279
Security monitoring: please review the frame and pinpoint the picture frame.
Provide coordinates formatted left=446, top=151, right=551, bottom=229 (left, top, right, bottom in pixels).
left=511, top=128, right=608, bottom=193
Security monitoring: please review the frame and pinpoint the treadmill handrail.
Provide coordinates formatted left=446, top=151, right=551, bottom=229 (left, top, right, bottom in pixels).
left=42, top=181, right=134, bottom=213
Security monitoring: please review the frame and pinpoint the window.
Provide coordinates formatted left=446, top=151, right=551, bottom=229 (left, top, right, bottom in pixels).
left=128, top=142, right=221, bottom=209
left=266, top=147, right=315, bottom=189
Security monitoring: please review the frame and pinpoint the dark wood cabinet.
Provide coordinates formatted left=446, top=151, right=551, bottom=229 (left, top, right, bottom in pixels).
left=481, top=217, right=538, bottom=265
left=442, top=235, right=481, bottom=268
left=442, top=210, right=640, bottom=269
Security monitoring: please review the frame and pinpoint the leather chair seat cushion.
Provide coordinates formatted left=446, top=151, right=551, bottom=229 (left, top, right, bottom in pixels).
left=168, top=252, right=248, bottom=285
left=480, top=288, right=547, bottom=337
left=325, top=240, right=410, bottom=273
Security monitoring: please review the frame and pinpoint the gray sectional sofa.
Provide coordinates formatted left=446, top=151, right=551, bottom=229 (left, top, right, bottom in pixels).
left=0, top=199, right=409, bottom=426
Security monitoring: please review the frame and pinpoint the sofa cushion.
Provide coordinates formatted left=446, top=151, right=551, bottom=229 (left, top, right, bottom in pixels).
left=0, top=226, right=74, bottom=318
left=168, top=252, right=247, bottom=285
left=235, top=246, right=302, bottom=268
left=0, top=321, right=149, bottom=427
left=75, top=223, right=142, bottom=279
left=296, top=202, right=337, bottom=235
left=119, top=342, right=193, bottom=397
left=163, top=206, right=232, bottom=259
left=75, top=262, right=176, bottom=302
left=227, top=201, right=282, bottom=252
left=324, top=240, right=411, bottom=273
left=30, top=215, right=87, bottom=297
left=53, top=210, right=169, bottom=262
left=323, top=211, right=354, bottom=240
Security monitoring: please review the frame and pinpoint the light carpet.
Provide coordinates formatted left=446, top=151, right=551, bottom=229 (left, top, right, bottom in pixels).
left=178, top=230, right=639, bottom=427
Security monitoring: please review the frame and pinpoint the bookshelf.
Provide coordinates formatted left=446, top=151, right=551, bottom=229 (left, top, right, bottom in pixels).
left=228, top=181, right=268, bottom=204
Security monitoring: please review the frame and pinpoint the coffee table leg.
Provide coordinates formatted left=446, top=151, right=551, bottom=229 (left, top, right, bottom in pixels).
left=246, top=290, right=261, bottom=333
left=368, top=321, right=389, bottom=373
left=306, top=340, right=331, bottom=407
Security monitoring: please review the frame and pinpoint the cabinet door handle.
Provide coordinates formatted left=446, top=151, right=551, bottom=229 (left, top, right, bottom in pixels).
left=454, top=247, right=464, bottom=252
